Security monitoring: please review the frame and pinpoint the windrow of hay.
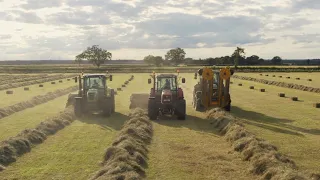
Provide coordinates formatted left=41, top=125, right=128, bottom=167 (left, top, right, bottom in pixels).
left=0, top=74, right=50, bottom=86
left=232, top=75, right=320, bottom=93
left=0, top=105, right=76, bottom=170
left=206, top=108, right=317, bottom=180
left=0, top=86, right=78, bottom=119
left=0, top=74, right=76, bottom=91
left=90, top=108, right=153, bottom=180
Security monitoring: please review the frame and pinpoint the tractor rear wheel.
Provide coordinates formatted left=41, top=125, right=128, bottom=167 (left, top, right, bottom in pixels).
left=102, top=98, right=112, bottom=117
left=148, top=99, right=158, bottom=120
left=110, top=89, right=115, bottom=113
left=176, top=99, right=186, bottom=120
left=195, top=98, right=202, bottom=111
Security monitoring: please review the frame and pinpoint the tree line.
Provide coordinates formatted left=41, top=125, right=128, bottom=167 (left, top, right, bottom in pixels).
left=74, top=45, right=317, bottom=68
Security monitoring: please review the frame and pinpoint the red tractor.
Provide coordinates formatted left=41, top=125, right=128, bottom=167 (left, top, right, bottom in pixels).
left=147, top=72, right=186, bottom=120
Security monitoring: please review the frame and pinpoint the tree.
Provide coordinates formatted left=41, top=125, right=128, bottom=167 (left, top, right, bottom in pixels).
left=271, top=56, right=282, bottom=65
left=143, top=55, right=154, bottom=65
left=246, top=55, right=260, bottom=65
left=143, top=55, right=164, bottom=66
left=232, top=47, right=245, bottom=68
left=75, top=45, right=112, bottom=68
left=306, top=59, right=310, bottom=65
left=153, top=56, right=164, bottom=67
left=165, top=47, right=186, bottom=65
left=75, top=54, right=84, bottom=67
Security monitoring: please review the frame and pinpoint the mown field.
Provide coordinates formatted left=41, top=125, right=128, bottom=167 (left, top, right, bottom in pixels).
left=0, top=71, right=319, bottom=179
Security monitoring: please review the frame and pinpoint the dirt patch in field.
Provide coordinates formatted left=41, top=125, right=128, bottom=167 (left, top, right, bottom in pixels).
left=206, top=108, right=317, bottom=179
left=90, top=108, right=153, bottom=180
left=0, top=74, right=76, bottom=91
left=0, top=105, right=76, bottom=168
left=232, top=75, right=320, bottom=93
left=0, top=86, right=78, bottom=119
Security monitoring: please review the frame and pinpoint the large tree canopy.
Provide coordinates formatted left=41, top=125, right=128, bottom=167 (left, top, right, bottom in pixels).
left=165, top=47, right=186, bottom=65
left=75, top=45, right=112, bottom=68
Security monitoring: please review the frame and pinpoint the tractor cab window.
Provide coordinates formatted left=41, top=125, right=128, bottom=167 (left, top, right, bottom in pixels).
left=84, top=76, right=105, bottom=89
left=156, top=77, right=177, bottom=90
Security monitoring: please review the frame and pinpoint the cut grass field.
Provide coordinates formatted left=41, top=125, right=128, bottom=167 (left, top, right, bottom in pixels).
left=238, top=72, right=320, bottom=88
left=0, top=72, right=319, bottom=179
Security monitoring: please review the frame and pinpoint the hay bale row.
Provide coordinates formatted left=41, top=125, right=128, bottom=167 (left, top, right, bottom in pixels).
left=206, top=108, right=314, bottom=179
left=90, top=108, right=153, bottom=180
left=116, top=76, right=135, bottom=93
left=0, top=74, right=76, bottom=91
left=39, top=84, right=43, bottom=87
left=0, top=86, right=78, bottom=120
left=6, top=90, right=13, bottom=95
left=232, top=75, right=320, bottom=93
left=0, top=105, right=75, bottom=168
left=24, top=87, right=29, bottom=91
left=0, top=74, right=51, bottom=86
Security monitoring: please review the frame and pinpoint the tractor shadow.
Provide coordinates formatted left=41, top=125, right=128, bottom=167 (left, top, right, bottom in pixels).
left=77, top=112, right=129, bottom=131
left=230, top=106, right=320, bottom=136
left=152, top=114, right=221, bottom=135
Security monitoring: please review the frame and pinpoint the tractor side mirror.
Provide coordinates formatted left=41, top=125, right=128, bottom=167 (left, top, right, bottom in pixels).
left=148, top=78, right=151, bottom=84
left=75, top=77, right=77, bottom=83
left=109, top=75, right=113, bottom=81
left=230, top=69, right=235, bottom=75
left=182, top=78, right=185, bottom=83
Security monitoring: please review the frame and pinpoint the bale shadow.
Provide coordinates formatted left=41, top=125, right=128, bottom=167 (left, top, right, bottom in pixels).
left=77, top=112, right=129, bottom=131
left=230, top=106, right=320, bottom=136
left=152, top=114, right=221, bottom=135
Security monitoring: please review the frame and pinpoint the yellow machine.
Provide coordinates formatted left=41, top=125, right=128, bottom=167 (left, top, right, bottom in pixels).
left=192, top=67, right=234, bottom=111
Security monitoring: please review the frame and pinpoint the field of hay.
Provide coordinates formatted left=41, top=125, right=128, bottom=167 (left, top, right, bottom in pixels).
left=0, top=71, right=319, bottom=179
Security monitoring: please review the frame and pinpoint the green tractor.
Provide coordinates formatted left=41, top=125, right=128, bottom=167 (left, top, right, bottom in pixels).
left=67, top=73, right=115, bottom=117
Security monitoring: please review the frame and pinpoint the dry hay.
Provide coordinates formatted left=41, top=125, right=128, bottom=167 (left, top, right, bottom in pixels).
left=232, top=75, right=320, bottom=93
left=6, top=90, right=13, bottom=95
left=39, top=84, right=44, bottom=87
left=59, top=80, right=63, bottom=83
left=0, top=86, right=78, bottom=120
left=114, top=91, right=118, bottom=95
left=51, top=82, right=56, bottom=84
left=286, top=77, right=291, bottom=79
left=67, top=79, right=70, bottom=81
left=278, top=93, right=285, bottom=97
left=129, top=93, right=149, bottom=110
left=260, top=74, right=263, bottom=76
left=124, top=81, right=129, bottom=85
left=265, top=75, right=269, bottom=76
left=238, top=83, right=243, bottom=86
left=122, top=84, right=126, bottom=87
left=260, top=89, right=265, bottom=92
left=0, top=74, right=76, bottom=91
left=117, top=88, right=122, bottom=91
left=90, top=108, right=153, bottom=180
left=0, top=164, right=5, bottom=171
left=279, top=76, right=282, bottom=78
left=206, top=108, right=314, bottom=179
left=314, top=103, right=320, bottom=108
left=24, top=87, right=29, bottom=91
left=250, top=86, right=254, bottom=89
left=291, top=97, right=298, bottom=101
left=296, top=78, right=300, bottom=80
left=0, top=105, right=75, bottom=168
left=272, top=75, right=275, bottom=77
left=308, top=79, right=312, bottom=81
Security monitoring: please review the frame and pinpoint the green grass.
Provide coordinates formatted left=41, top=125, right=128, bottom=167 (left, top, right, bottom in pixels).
left=237, top=72, right=320, bottom=88
left=0, top=78, right=77, bottom=108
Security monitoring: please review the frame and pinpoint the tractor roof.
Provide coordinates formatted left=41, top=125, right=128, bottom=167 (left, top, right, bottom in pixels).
left=156, top=74, right=177, bottom=78
left=83, top=74, right=106, bottom=77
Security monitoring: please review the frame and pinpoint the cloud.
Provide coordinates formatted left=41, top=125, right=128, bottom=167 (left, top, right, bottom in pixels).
left=0, top=10, right=43, bottom=24
left=20, top=0, right=63, bottom=9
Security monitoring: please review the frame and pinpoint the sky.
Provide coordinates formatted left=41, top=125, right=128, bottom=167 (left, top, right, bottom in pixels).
left=0, top=0, right=319, bottom=60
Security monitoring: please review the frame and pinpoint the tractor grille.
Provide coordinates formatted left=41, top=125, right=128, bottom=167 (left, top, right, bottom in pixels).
left=88, top=93, right=95, bottom=100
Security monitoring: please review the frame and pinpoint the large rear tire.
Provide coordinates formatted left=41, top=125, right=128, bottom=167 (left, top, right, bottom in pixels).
left=102, top=98, right=112, bottom=117
left=74, top=98, right=83, bottom=117
left=148, top=99, right=158, bottom=120
left=110, top=89, right=115, bottom=113
left=176, top=99, right=186, bottom=120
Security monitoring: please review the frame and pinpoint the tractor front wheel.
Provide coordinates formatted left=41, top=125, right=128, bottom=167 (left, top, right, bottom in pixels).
left=74, top=98, right=83, bottom=117
left=176, top=99, right=186, bottom=120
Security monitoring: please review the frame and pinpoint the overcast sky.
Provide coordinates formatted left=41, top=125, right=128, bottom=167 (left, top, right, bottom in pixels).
left=0, top=0, right=319, bottom=60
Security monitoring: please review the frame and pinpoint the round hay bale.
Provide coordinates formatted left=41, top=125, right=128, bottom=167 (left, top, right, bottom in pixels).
left=124, top=81, right=129, bottom=85
left=117, top=88, right=122, bottom=91
left=272, top=75, right=275, bottom=77
left=296, top=78, right=300, bottom=80
left=6, top=90, right=13, bottom=94
left=51, top=82, right=56, bottom=84
left=249, top=86, right=254, bottom=89
left=313, top=103, right=320, bottom=108
left=24, top=87, right=29, bottom=91
left=114, top=91, right=118, bottom=95
left=230, top=82, right=233, bottom=84
left=265, top=74, right=269, bottom=76
left=238, top=83, right=242, bottom=86
left=67, top=79, right=70, bottom=81
left=286, top=77, right=290, bottom=79
left=59, top=80, right=63, bottom=83
left=279, top=76, right=282, bottom=78
left=260, top=89, right=265, bottom=92
left=260, top=74, right=263, bottom=76
left=278, top=93, right=285, bottom=97
left=122, top=84, right=126, bottom=87
left=308, top=79, right=312, bottom=81
left=39, top=84, right=43, bottom=87
left=291, top=97, right=298, bottom=101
